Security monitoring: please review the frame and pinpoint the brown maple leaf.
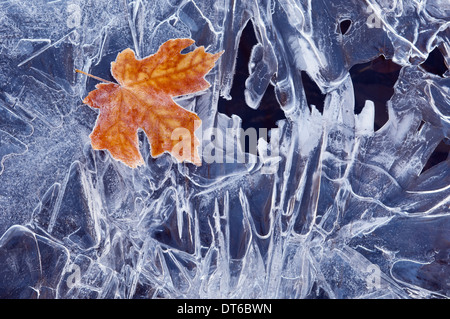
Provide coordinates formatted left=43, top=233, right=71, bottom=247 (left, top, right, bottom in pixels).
left=77, top=39, right=222, bottom=168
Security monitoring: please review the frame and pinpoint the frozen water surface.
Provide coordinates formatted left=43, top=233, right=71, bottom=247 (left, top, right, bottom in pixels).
left=0, top=0, right=449, bottom=299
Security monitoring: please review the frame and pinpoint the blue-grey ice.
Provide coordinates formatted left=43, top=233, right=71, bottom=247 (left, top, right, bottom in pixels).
left=0, top=0, right=449, bottom=299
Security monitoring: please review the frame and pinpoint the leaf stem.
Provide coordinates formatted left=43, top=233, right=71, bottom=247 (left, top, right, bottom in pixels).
left=75, top=69, right=115, bottom=84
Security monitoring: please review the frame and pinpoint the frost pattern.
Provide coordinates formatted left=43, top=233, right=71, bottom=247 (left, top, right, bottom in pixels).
left=0, top=0, right=449, bottom=299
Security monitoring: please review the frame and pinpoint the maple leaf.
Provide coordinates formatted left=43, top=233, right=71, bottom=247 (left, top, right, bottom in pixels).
left=77, top=39, right=222, bottom=168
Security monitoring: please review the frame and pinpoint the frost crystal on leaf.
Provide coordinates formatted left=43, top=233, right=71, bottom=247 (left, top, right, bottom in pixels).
left=79, top=39, right=221, bottom=168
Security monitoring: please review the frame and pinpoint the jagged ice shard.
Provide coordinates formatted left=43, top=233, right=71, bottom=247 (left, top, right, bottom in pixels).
left=0, top=0, right=449, bottom=299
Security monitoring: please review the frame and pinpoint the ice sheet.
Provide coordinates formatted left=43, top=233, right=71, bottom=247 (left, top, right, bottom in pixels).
left=0, top=0, right=449, bottom=298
